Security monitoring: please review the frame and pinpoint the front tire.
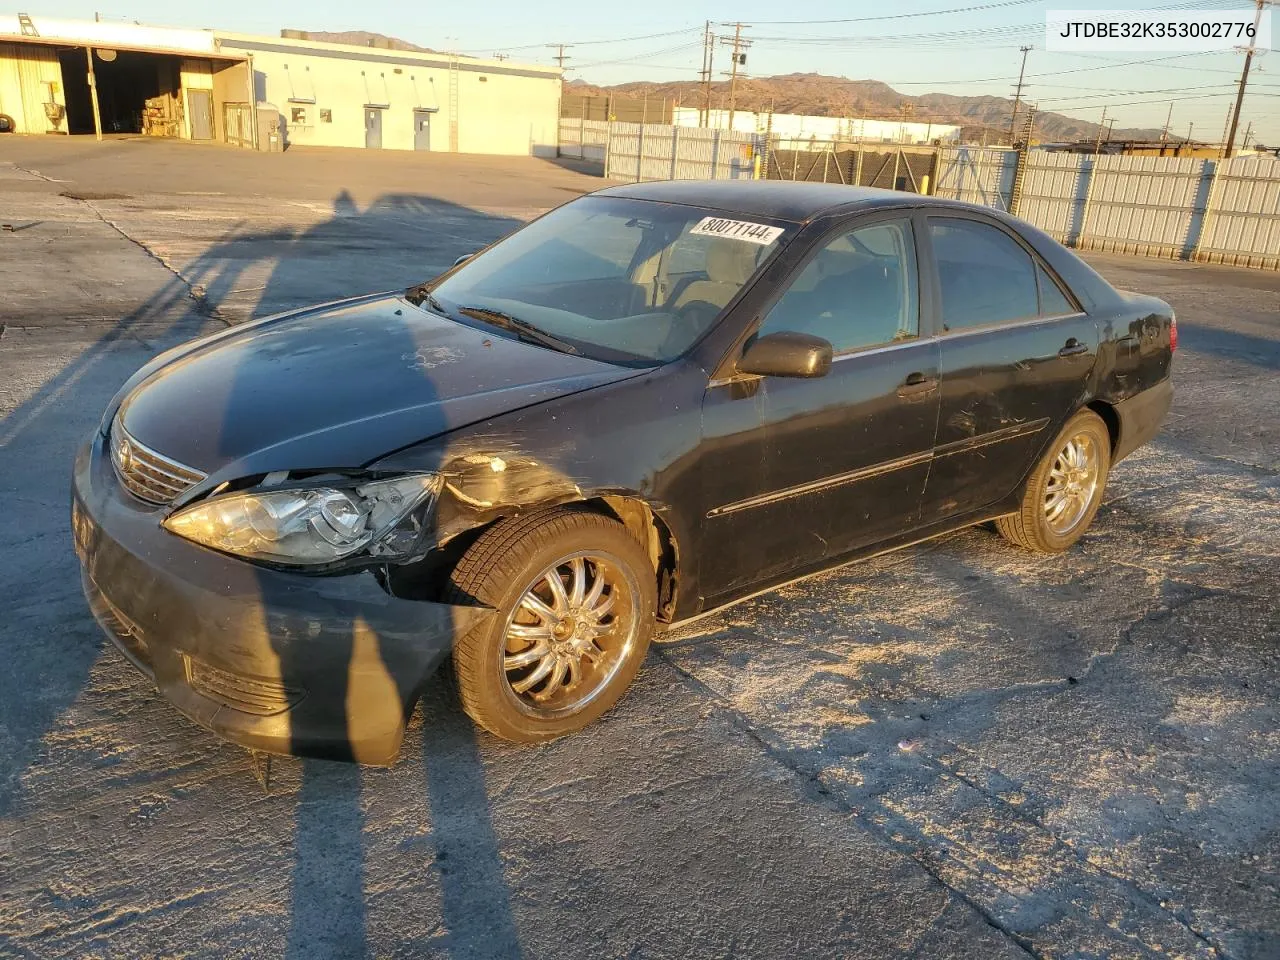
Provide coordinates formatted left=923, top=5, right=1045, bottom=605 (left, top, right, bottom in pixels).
left=996, top=409, right=1112, bottom=552
left=447, top=507, right=656, bottom=743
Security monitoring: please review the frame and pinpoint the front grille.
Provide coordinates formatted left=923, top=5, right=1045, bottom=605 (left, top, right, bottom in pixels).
left=183, top=655, right=305, bottom=716
left=110, top=421, right=206, bottom=506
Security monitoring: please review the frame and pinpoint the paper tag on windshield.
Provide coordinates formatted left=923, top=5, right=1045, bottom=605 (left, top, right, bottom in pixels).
left=690, top=216, right=785, bottom=245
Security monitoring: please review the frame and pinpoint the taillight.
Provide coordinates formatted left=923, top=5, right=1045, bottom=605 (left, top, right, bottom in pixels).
left=1169, top=313, right=1178, bottom=352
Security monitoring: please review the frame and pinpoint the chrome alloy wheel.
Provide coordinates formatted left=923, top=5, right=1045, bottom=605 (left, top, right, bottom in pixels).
left=1044, top=432, right=1100, bottom=535
left=501, top=551, right=640, bottom=718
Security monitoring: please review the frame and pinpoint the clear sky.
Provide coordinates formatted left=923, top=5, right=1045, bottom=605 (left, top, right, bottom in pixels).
left=30, top=0, right=1279, bottom=143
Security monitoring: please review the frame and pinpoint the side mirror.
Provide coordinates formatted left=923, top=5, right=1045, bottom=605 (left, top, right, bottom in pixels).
left=738, top=332, right=833, bottom=379
left=452, top=253, right=474, bottom=267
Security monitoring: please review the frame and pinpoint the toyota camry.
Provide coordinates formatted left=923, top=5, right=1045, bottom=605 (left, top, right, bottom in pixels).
left=72, top=181, right=1175, bottom=764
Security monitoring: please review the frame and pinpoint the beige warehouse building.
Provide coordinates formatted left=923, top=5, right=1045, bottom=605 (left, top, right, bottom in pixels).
left=0, top=13, right=561, bottom=155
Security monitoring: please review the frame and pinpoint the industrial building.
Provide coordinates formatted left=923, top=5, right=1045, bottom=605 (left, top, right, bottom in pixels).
left=0, top=13, right=561, bottom=155
left=673, top=107, right=961, bottom=146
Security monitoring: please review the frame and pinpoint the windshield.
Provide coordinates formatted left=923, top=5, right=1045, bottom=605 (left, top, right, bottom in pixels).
left=423, top=196, right=791, bottom=365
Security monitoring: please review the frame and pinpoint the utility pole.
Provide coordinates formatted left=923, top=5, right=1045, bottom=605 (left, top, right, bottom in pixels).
left=1225, top=0, right=1267, bottom=157
left=1093, top=107, right=1108, bottom=155
left=1220, top=101, right=1236, bottom=157
left=699, top=20, right=714, bottom=127
left=1160, top=101, right=1173, bottom=146
left=1243, top=120, right=1255, bottom=150
left=547, top=43, right=572, bottom=72
left=721, top=22, right=750, bottom=131
left=1008, top=45, right=1031, bottom=145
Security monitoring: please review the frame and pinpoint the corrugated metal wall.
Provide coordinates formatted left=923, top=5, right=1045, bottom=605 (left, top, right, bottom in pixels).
left=557, top=118, right=609, bottom=162
left=933, top=147, right=1016, bottom=210
left=602, top=122, right=761, bottom=182
left=1075, top=155, right=1209, bottom=260
left=1197, top=155, right=1280, bottom=269
left=1017, top=153, right=1089, bottom=244
left=556, top=122, right=1280, bottom=270
left=0, top=43, right=66, bottom=134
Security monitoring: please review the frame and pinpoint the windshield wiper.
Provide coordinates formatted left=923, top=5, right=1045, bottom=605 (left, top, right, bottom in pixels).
left=457, top=306, right=580, bottom=355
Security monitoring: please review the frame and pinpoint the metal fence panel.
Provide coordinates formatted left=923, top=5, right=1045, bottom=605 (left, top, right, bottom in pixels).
left=560, top=120, right=1280, bottom=270
left=1018, top=152, right=1088, bottom=243
left=671, top=127, right=714, bottom=180
left=604, top=123, right=761, bottom=182
left=1079, top=155, right=1208, bottom=260
left=933, top=147, right=1016, bottom=210
left=557, top=118, right=609, bottom=161
left=714, top=130, right=761, bottom=180
left=1198, top=155, right=1280, bottom=269
left=640, top=125, right=674, bottom=181
left=604, top=122, right=641, bottom=180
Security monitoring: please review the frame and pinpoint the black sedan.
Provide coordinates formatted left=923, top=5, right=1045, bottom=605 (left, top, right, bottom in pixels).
left=72, top=181, right=1175, bottom=763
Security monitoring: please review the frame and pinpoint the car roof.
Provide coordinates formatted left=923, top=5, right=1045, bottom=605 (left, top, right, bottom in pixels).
left=594, top=179, right=962, bottom=224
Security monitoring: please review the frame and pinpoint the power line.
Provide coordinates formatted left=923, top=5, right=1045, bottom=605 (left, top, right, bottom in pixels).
left=547, top=43, right=572, bottom=71
left=572, top=40, right=702, bottom=68
left=750, top=0, right=1045, bottom=26
left=1054, top=91, right=1240, bottom=111
left=878, top=52, right=1224, bottom=86
left=1035, top=83, right=1234, bottom=103
left=749, top=0, right=1239, bottom=25
left=458, top=26, right=701, bottom=54
left=753, top=24, right=1041, bottom=46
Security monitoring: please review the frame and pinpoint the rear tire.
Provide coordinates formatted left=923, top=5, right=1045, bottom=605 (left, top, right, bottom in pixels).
left=446, top=507, right=656, bottom=743
left=996, top=409, right=1112, bottom=553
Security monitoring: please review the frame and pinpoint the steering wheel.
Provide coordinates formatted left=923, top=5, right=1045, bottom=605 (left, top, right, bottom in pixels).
left=660, top=300, right=721, bottom=356
left=676, top=299, right=721, bottom=331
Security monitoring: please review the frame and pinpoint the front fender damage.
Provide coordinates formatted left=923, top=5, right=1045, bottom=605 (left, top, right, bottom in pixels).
left=375, top=437, right=680, bottom=621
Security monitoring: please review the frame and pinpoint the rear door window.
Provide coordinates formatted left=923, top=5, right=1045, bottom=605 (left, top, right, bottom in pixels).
left=1037, top=263, right=1077, bottom=316
left=928, top=218, right=1039, bottom=331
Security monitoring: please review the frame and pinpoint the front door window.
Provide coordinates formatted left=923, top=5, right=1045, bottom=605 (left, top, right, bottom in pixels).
left=758, top=220, right=919, bottom=353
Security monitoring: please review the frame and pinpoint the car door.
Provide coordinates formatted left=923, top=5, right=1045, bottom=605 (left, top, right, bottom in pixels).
left=919, top=214, right=1100, bottom=522
left=699, top=214, right=941, bottom=599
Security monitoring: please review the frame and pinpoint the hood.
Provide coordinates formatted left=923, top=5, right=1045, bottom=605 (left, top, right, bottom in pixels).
left=119, top=294, right=637, bottom=481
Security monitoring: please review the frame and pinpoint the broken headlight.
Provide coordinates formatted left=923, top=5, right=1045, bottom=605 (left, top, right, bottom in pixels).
left=163, top=474, right=442, bottom=565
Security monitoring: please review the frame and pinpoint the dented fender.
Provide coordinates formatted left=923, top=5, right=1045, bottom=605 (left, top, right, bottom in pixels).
left=369, top=363, right=711, bottom=620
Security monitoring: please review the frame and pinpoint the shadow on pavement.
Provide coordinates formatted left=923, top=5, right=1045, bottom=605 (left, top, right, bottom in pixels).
left=2, top=187, right=528, bottom=955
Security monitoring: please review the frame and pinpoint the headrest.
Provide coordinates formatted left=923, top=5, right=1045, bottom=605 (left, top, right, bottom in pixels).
left=704, top=238, right=758, bottom=285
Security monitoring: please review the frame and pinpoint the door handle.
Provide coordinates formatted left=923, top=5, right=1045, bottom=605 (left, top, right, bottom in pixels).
left=897, top=371, right=939, bottom=398
left=1058, top=338, right=1091, bottom=358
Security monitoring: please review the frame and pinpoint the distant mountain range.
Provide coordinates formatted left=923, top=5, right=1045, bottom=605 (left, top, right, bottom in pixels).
left=566, top=73, right=1170, bottom=143
left=284, top=30, right=440, bottom=54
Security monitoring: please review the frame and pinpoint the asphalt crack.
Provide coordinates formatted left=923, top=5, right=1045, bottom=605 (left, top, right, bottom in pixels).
left=80, top=200, right=234, bottom=326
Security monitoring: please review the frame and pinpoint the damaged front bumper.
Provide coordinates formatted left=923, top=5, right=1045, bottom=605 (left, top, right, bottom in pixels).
left=71, top=431, right=491, bottom=765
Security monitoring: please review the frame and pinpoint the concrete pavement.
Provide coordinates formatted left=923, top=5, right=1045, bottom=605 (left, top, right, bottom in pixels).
left=1, top=137, right=1277, bottom=959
